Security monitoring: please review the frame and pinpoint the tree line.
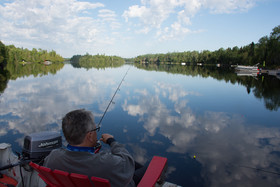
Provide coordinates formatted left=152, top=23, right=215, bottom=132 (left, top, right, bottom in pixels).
left=0, top=42, right=64, bottom=68
left=134, top=25, right=280, bottom=68
left=70, top=54, right=125, bottom=69
left=0, top=41, right=65, bottom=93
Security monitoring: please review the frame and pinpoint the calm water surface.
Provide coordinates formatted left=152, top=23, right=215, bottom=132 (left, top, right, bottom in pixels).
left=1, top=64, right=280, bottom=186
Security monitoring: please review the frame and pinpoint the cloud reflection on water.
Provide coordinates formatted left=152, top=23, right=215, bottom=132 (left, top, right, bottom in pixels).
left=122, top=80, right=280, bottom=186
left=1, top=65, right=280, bottom=186
left=0, top=67, right=119, bottom=147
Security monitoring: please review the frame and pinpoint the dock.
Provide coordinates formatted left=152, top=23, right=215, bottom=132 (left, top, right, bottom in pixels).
left=260, top=69, right=280, bottom=79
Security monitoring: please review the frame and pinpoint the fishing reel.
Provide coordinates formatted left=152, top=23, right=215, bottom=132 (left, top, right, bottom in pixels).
left=94, top=140, right=102, bottom=154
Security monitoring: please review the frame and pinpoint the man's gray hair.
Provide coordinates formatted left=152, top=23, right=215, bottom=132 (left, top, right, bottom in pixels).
left=62, top=109, right=95, bottom=145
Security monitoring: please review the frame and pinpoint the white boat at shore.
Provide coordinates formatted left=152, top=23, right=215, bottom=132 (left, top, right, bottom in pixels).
left=233, top=63, right=259, bottom=72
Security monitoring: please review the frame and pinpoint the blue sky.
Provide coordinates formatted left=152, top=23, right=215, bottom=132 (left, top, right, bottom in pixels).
left=0, top=0, right=279, bottom=58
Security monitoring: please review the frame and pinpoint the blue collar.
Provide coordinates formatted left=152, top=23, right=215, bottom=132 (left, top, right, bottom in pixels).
left=66, top=144, right=95, bottom=154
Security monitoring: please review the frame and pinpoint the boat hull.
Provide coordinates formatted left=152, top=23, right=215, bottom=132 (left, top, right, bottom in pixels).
left=235, top=65, right=259, bottom=71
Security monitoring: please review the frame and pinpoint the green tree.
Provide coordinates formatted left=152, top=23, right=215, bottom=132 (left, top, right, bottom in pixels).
left=267, top=25, right=280, bottom=67
left=133, top=25, right=280, bottom=68
left=0, top=41, right=7, bottom=69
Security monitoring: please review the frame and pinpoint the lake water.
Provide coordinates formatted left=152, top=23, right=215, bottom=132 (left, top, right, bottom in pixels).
left=1, top=64, right=280, bottom=186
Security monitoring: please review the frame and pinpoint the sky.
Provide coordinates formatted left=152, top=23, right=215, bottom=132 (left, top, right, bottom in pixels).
left=0, top=0, right=279, bottom=58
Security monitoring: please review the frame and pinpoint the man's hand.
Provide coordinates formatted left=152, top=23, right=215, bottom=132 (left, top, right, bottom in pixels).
left=100, top=133, right=114, bottom=144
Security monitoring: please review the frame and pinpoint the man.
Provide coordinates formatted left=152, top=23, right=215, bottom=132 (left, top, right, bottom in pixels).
left=44, top=109, right=137, bottom=187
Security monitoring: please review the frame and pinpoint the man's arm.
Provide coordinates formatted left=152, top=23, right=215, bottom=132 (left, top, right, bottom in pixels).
left=100, top=133, right=135, bottom=186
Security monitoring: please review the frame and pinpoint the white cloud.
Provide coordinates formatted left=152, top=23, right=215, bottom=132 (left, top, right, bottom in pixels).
left=123, top=81, right=201, bottom=137
left=0, top=127, right=7, bottom=136
left=157, top=22, right=192, bottom=41
left=98, top=9, right=121, bottom=29
left=156, top=82, right=201, bottom=101
left=123, top=5, right=149, bottom=22
left=123, top=0, right=257, bottom=40
left=71, top=1, right=104, bottom=12
left=177, top=10, right=191, bottom=25
left=0, top=0, right=123, bottom=56
left=203, top=0, right=256, bottom=14
left=123, top=0, right=178, bottom=28
left=128, top=144, right=149, bottom=165
left=123, top=100, right=145, bottom=116
left=134, top=89, right=149, bottom=96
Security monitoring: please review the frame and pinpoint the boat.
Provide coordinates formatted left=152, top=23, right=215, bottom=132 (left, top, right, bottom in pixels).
left=234, top=63, right=259, bottom=72
left=0, top=132, right=180, bottom=187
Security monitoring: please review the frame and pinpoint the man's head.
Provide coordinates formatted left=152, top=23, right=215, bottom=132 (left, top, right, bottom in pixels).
left=62, top=109, right=98, bottom=146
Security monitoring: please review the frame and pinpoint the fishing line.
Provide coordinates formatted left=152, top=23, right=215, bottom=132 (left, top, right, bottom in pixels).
left=236, top=164, right=280, bottom=176
left=192, top=153, right=280, bottom=176
left=97, top=66, right=130, bottom=129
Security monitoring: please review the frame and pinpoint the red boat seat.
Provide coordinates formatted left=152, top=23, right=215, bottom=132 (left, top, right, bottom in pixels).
left=29, top=156, right=167, bottom=187
left=0, top=174, right=18, bottom=187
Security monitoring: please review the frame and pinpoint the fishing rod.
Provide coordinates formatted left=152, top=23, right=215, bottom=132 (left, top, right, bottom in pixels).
left=97, top=67, right=130, bottom=129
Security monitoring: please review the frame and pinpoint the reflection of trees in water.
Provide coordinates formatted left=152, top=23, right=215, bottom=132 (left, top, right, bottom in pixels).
left=0, top=69, right=9, bottom=94
left=0, top=62, right=64, bottom=94
left=70, top=54, right=125, bottom=69
left=253, top=76, right=280, bottom=111
left=7, top=62, right=64, bottom=79
left=135, top=63, right=280, bottom=111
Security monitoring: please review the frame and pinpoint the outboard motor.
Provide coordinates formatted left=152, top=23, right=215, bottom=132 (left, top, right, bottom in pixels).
left=0, top=131, right=62, bottom=184
left=22, top=131, right=62, bottom=161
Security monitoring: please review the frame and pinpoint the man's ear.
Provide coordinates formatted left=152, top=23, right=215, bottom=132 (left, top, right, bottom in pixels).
left=86, top=132, right=95, bottom=143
